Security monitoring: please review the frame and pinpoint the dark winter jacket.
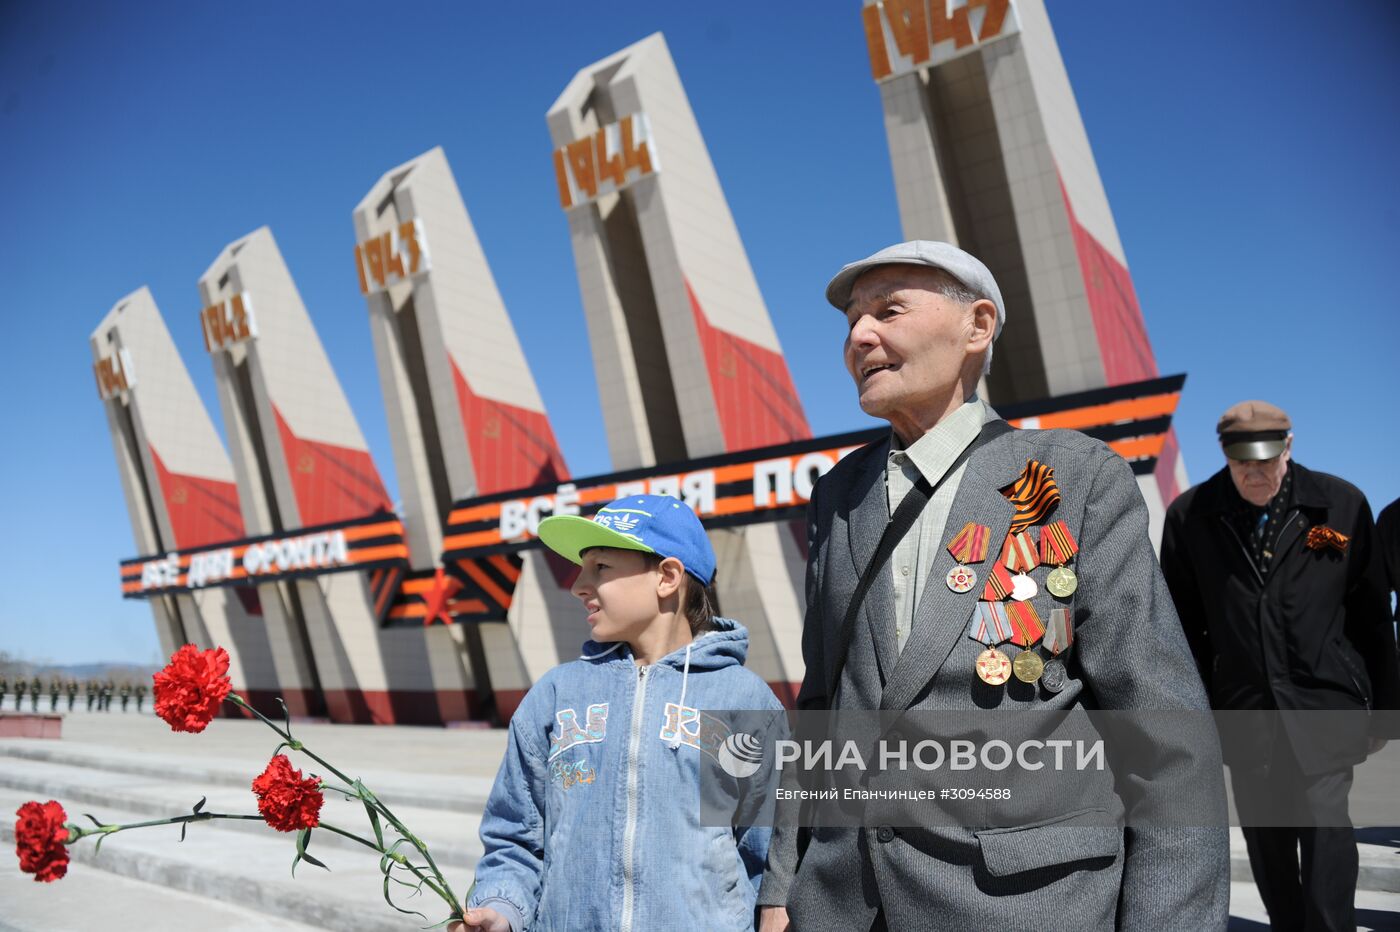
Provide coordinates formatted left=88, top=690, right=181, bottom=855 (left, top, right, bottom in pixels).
left=1161, top=463, right=1399, bottom=772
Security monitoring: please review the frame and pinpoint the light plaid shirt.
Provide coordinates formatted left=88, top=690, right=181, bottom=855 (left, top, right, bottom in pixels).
left=886, top=396, right=992, bottom=652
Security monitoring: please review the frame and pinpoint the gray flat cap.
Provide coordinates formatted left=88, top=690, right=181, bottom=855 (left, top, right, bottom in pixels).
left=825, top=241, right=1005, bottom=339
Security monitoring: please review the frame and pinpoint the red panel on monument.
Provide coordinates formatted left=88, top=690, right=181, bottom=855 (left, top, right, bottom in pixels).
left=1058, top=177, right=1158, bottom=386
left=1155, top=428, right=1182, bottom=505
left=271, top=404, right=392, bottom=527
left=686, top=278, right=811, bottom=452
left=451, top=359, right=569, bottom=495
left=148, top=447, right=245, bottom=549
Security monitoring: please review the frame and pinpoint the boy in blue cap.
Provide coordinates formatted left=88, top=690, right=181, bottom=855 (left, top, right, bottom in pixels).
left=460, top=495, right=784, bottom=932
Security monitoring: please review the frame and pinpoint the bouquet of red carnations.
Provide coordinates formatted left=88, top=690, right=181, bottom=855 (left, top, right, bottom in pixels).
left=12, top=644, right=469, bottom=928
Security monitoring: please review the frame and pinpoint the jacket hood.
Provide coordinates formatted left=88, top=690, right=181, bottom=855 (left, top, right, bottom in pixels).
left=579, top=615, right=750, bottom=671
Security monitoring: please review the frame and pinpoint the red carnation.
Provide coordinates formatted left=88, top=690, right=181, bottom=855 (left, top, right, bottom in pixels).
left=153, top=645, right=232, bottom=733
left=15, top=800, right=70, bottom=883
left=252, top=755, right=324, bottom=833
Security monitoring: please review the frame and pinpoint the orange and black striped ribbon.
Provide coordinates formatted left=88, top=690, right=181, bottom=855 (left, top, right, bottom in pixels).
left=1039, top=520, right=1079, bottom=566
left=1305, top=526, right=1349, bottom=554
left=1006, top=601, right=1046, bottom=647
left=981, top=562, right=1015, bottom=601
left=947, top=522, right=991, bottom=564
left=1001, top=460, right=1060, bottom=534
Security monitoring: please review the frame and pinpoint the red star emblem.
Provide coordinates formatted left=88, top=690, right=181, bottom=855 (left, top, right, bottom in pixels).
left=421, top=567, right=464, bottom=626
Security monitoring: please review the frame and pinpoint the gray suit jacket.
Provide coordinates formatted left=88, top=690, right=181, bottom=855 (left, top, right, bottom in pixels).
left=759, top=423, right=1230, bottom=931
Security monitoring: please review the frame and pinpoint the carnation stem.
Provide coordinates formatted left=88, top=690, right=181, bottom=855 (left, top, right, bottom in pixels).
left=224, top=692, right=465, bottom=919
left=66, top=812, right=265, bottom=843
left=315, top=822, right=451, bottom=906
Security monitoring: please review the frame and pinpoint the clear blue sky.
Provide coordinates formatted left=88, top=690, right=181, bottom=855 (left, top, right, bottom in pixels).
left=2, top=1, right=1397, bottom=665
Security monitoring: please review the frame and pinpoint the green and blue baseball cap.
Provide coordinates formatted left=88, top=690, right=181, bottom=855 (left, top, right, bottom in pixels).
left=536, top=494, right=716, bottom=587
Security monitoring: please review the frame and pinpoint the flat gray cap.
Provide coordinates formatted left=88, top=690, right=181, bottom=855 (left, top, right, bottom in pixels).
left=825, top=241, right=1005, bottom=339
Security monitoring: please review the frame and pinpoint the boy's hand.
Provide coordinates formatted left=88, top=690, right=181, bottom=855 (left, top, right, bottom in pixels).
left=448, top=906, right=512, bottom=932
left=758, top=905, right=791, bottom=931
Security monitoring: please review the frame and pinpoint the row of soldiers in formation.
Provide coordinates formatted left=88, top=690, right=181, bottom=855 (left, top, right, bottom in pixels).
left=0, top=676, right=148, bottom=713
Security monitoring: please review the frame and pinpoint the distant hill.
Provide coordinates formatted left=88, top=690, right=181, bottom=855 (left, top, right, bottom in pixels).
left=0, top=657, right=157, bottom=683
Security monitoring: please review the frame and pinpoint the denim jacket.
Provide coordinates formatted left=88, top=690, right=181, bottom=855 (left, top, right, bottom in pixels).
left=468, top=617, right=785, bottom=931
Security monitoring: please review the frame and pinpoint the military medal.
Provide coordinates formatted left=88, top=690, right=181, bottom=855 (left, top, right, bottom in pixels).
left=1039, top=608, right=1075, bottom=694
left=945, top=522, right=990, bottom=593
left=980, top=562, right=1014, bottom=601
left=975, top=648, right=1012, bottom=686
left=1046, top=567, right=1077, bottom=598
left=968, top=600, right=1013, bottom=645
left=1039, top=520, right=1080, bottom=598
left=1001, top=529, right=1041, bottom=601
left=946, top=564, right=977, bottom=593
left=1012, top=648, right=1044, bottom=684
left=1005, top=600, right=1045, bottom=648
left=968, top=602, right=1013, bottom=685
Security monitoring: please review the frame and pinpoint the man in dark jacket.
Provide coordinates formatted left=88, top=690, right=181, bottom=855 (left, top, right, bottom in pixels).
left=1161, top=400, right=1399, bottom=932
left=1378, top=497, right=1400, bottom=620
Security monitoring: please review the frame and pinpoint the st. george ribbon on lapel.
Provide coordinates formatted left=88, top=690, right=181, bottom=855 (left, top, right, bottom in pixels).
left=1001, top=459, right=1061, bottom=534
left=878, top=430, right=1025, bottom=714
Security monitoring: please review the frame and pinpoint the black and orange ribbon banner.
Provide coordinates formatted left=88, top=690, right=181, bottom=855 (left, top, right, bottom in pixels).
left=119, top=513, right=409, bottom=600
left=114, top=375, right=1187, bottom=630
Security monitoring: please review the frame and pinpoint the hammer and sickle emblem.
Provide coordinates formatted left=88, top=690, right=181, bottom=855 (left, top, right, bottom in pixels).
left=171, top=486, right=188, bottom=505
left=483, top=416, right=502, bottom=440
left=297, top=453, right=315, bottom=474
left=718, top=349, right=738, bottom=380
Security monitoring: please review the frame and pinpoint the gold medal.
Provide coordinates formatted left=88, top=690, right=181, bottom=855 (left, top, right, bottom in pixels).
left=1046, top=566, right=1078, bottom=598
left=975, top=647, right=1012, bottom=686
left=946, top=564, right=978, bottom=594
left=1012, top=649, right=1044, bottom=684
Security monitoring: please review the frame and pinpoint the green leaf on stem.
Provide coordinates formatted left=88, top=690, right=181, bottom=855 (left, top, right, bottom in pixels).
left=192, top=796, right=206, bottom=814
left=84, top=813, right=103, bottom=829
left=276, top=697, right=291, bottom=734
left=379, top=835, right=413, bottom=871
left=356, top=779, right=385, bottom=849
left=382, top=872, right=429, bottom=921
left=291, top=827, right=329, bottom=877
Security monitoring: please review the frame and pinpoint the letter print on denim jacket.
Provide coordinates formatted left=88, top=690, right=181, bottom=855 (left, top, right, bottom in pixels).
left=658, top=702, right=732, bottom=760
left=548, top=702, right=608, bottom=761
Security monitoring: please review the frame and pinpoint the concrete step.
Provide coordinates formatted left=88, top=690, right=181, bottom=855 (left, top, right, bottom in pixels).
left=0, top=786, right=474, bottom=932
left=0, top=738, right=494, bottom=813
left=0, top=753, right=485, bottom=869
left=0, top=862, right=328, bottom=932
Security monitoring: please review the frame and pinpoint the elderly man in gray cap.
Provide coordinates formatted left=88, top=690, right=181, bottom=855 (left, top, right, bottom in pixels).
left=1161, top=400, right=1399, bottom=931
left=758, top=242, right=1228, bottom=931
